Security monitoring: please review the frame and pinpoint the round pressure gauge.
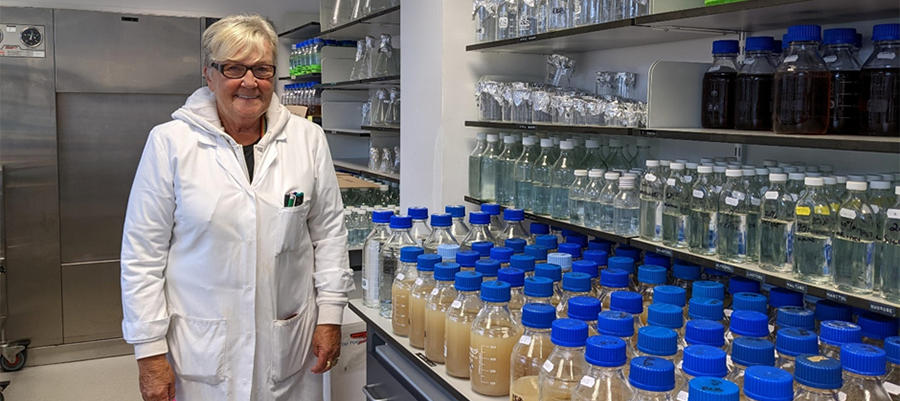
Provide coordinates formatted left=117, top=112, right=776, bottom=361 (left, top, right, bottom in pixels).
left=20, top=27, right=42, bottom=48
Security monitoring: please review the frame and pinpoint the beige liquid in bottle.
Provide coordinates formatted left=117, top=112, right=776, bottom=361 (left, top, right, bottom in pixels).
left=511, top=333, right=554, bottom=401
left=425, top=308, right=447, bottom=362
left=391, top=280, right=412, bottom=336
left=470, top=333, right=518, bottom=396
left=409, top=294, right=428, bottom=348
left=445, top=319, right=474, bottom=378
left=511, top=377, right=540, bottom=401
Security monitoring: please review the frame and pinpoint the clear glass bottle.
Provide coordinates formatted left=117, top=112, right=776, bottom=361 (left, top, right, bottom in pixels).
left=525, top=244, right=549, bottom=265
left=793, top=354, right=844, bottom=401
left=615, top=176, right=641, bottom=237
left=446, top=204, right=471, bottom=239
left=517, top=0, right=538, bottom=38
left=514, top=137, right=540, bottom=212
left=363, top=210, right=394, bottom=308
left=735, top=36, right=776, bottom=130
left=499, top=268, right=526, bottom=321
left=773, top=25, right=831, bottom=135
left=759, top=173, right=795, bottom=273
left=469, top=133, right=488, bottom=199
left=711, top=166, right=727, bottom=196
left=373, top=34, right=399, bottom=77
left=380, top=216, right=417, bottom=318
left=858, top=313, right=899, bottom=349
left=717, top=169, right=751, bottom=263
left=570, top=170, right=591, bottom=225
left=535, top=263, right=563, bottom=306
left=743, top=366, right=794, bottom=401
left=423, top=213, right=459, bottom=254
left=793, top=177, right=835, bottom=284
left=637, top=266, right=667, bottom=317
left=869, top=181, right=893, bottom=294
left=524, top=276, right=554, bottom=304
left=424, top=262, right=461, bottom=363
left=689, top=166, right=718, bottom=256
left=839, top=344, right=891, bottom=401
left=742, top=168, right=762, bottom=263
left=497, top=136, right=520, bottom=206
left=480, top=134, right=502, bottom=202
left=568, top=295, right=601, bottom=336
left=584, top=170, right=607, bottom=229
left=702, top=40, right=740, bottom=129
left=662, top=163, right=689, bottom=248
left=471, top=281, right=520, bottom=396
left=481, top=203, right=505, bottom=238
left=496, top=0, right=519, bottom=40
left=773, top=327, right=819, bottom=374
left=408, top=207, right=432, bottom=247
left=724, top=310, right=770, bottom=352
left=823, top=28, right=862, bottom=135
left=461, top=211, right=498, bottom=250
left=724, top=337, right=775, bottom=394
left=582, top=140, right=609, bottom=172
left=550, top=141, right=578, bottom=220
left=884, top=337, right=900, bottom=401
left=786, top=173, right=806, bottom=202
left=496, top=209, right=528, bottom=245
left=674, top=345, right=729, bottom=400
left=532, top=138, right=557, bottom=217
left=444, top=271, right=484, bottom=379
left=627, top=356, right=677, bottom=401
left=882, top=186, right=900, bottom=302
left=834, top=181, right=878, bottom=294
left=572, top=335, right=634, bottom=401
left=600, top=172, right=621, bottom=232
left=391, top=247, right=425, bottom=336
left=819, top=320, right=862, bottom=361
left=510, top=303, right=556, bottom=401
left=671, top=262, right=700, bottom=300
left=605, top=138, right=631, bottom=171
left=860, top=23, right=900, bottom=137
left=539, top=319, right=590, bottom=400
left=409, top=255, right=441, bottom=349
left=628, top=139, right=651, bottom=171
left=545, top=0, right=570, bottom=31
left=474, top=0, right=498, bottom=42
left=557, top=272, right=593, bottom=318
left=639, top=160, right=665, bottom=242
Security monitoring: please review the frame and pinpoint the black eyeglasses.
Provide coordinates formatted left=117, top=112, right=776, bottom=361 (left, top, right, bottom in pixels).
left=211, top=63, right=276, bottom=79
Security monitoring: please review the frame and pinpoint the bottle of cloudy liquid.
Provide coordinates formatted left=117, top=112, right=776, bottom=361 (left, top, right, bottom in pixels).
left=839, top=344, right=891, bottom=401
left=687, top=377, right=739, bottom=401
left=743, top=366, right=794, bottom=401
left=793, top=177, right=835, bottom=284
left=823, top=28, right=862, bottom=135
left=627, top=357, right=677, bottom=401
left=759, top=173, right=794, bottom=273
left=689, top=166, right=718, bottom=256
left=391, top=247, right=425, bottom=335
left=380, top=216, right=417, bottom=318
left=663, top=162, right=690, bottom=249
left=701, top=40, right=740, bottom=129
left=539, top=318, right=590, bottom=400
left=470, top=280, right=520, bottom=396
left=480, top=134, right=502, bottom=202
left=640, top=160, right=665, bottom=242
left=363, top=210, right=394, bottom=308
left=476, top=259, right=501, bottom=282
left=834, top=181, right=878, bottom=294
left=445, top=271, right=484, bottom=378
left=514, top=137, right=540, bottom=212
left=409, top=254, right=441, bottom=349
left=860, top=23, right=900, bottom=137
left=572, top=336, right=633, bottom=401
left=717, top=169, right=751, bottom=263
left=598, top=269, right=631, bottom=309
left=531, top=139, right=557, bottom=216
left=510, top=303, right=557, bottom=401
left=424, top=262, right=461, bottom=363
left=674, top=345, right=729, bottom=400
left=615, top=176, right=641, bottom=236
left=818, top=320, right=862, bottom=360
left=551, top=141, right=578, bottom=220
left=469, top=133, right=487, bottom=198
left=499, top=267, right=526, bottom=322
left=773, top=25, right=831, bottom=135
left=882, top=186, right=900, bottom=302
left=408, top=207, right=432, bottom=247
left=424, top=213, right=459, bottom=254
left=599, top=172, right=621, bottom=232
left=570, top=170, right=591, bottom=225
left=793, top=355, right=844, bottom=401
left=535, top=263, right=563, bottom=306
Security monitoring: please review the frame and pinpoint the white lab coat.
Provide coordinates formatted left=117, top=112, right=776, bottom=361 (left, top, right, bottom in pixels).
left=120, top=87, right=355, bottom=401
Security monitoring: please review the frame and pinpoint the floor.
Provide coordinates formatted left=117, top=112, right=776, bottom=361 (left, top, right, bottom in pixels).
left=0, top=355, right=142, bottom=401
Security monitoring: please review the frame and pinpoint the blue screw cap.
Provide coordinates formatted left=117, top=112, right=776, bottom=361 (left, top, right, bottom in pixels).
left=408, top=206, right=428, bottom=220
left=732, top=292, right=768, bottom=314
left=445, top=205, right=465, bottom=218
left=471, top=241, right=494, bottom=257
left=614, top=245, right=640, bottom=262
left=498, top=267, right=525, bottom=287
left=475, top=259, right=500, bottom=278
left=454, top=271, right=483, bottom=291
left=469, top=211, right=491, bottom=225
left=585, top=336, right=627, bottom=368
left=430, top=213, right=451, bottom=227
left=510, top=255, right=536, bottom=272
left=572, top=260, right=599, bottom=278
left=712, top=39, right=740, bottom=54
left=685, top=319, right=725, bottom=348
left=731, top=337, right=775, bottom=367
left=673, top=261, right=701, bottom=281
left=692, top=281, right=725, bottom=301
left=416, top=254, right=442, bottom=271
left=434, top=262, right=461, bottom=281
left=583, top=250, right=608, bottom=266
left=629, top=357, right=676, bottom=392
left=536, top=235, right=558, bottom=249
left=588, top=238, right=613, bottom=253
left=456, top=250, right=480, bottom=267
left=819, top=321, right=862, bottom=347
left=643, top=252, right=671, bottom=269
left=601, top=268, right=631, bottom=289
left=653, top=285, right=686, bottom=307
left=768, top=287, right=803, bottom=308
left=814, top=300, right=852, bottom=323
left=535, top=263, right=562, bottom=282
left=648, top=303, right=684, bottom=329
left=794, top=355, right=843, bottom=390
left=682, top=345, right=728, bottom=378
left=524, top=245, right=548, bottom=261
left=372, top=210, right=394, bottom=223
left=597, top=310, right=636, bottom=338
left=562, top=272, right=592, bottom=293
left=745, top=36, right=775, bottom=52
left=437, top=244, right=460, bottom=261
left=823, top=28, right=856, bottom=45
left=689, top=297, right=724, bottom=322
left=399, top=246, right=424, bottom=263
left=744, top=366, right=794, bottom=401
left=480, top=280, right=511, bottom=303
left=530, top=223, right=549, bottom=235
left=565, top=234, right=588, bottom=249
left=480, top=203, right=501, bottom=216
left=490, top=247, right=514, bottom=263
left=638, top=265, right=667, bottom=285
left=703, top=268, right=730, bottom=278
left=524, top=276, right=554, bottom=298
left=390, top=215, right=412, bottom=229
left=729, top=310, right=770, bottom=338
left=504, top=238, right=527, bottom=254
left=857, top=313, right=900, bottom=340
left=568, top=296, right=601, bottom=322
left=522, top=303, right=556, bottom=329
left=884, top=337, right=899, bottom=364
left=841, top=343, right=887, bottom=376
left=551, top=318, right=589, bottom=347
left=776, top=306, right=814, bottom=330
left=548, top=252, right=574, bottom=271
left=558, top=243, right=582, bottom=260
left=503, top=208, right=524, bottom=221
left=775, top=328, right=819, bottom=357
left=610, top=291, right=643, bottom=314
left=728, top=276, right=760, bottom=294
left=786, top=25, right=822, bottom=43
left=689, top=378, right=739, bottom=401
left=872, top=23, right=900, bottom=42
left=637, top=326, right=678, bottom=357
left=608, top=256, right=636, bottom=275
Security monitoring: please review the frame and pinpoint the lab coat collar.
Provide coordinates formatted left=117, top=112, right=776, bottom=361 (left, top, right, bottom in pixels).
left=172, top=87, right=291, bottom=147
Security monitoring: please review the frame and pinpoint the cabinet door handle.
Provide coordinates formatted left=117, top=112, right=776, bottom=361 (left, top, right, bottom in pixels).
left=362, top=383, right=389, bottom=401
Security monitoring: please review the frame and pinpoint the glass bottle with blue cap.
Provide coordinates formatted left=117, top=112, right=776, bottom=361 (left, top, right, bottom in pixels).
left=539, top=318, right=590, bottom=400
left=471, top=280, right=520, bottom=396
left=597, top=311, right=639, bottom=367
left=771, top=306, right=814, bottom=342
left=860, top=23, right=900, bottom=136
left=472, top=241, right=494, bottom=260
left=475, top=258, right=501, bottom=282
left=583, top=250, right=609, bottom=272
left=435, top=244, right=459, bottom=264
left=628, top=356, right=677, bottom=401
left=424, top=262, right=461, bottom=363
left=813, top=300, right=853, bottom=331
left=504, top=237, right=528, bottom=255
left=793, top=354, right=844, bottom=401
left=535, top=263, right=563, bottom=306
left=445, top=271, right=484, bottom=379
left=572, top=260, right=601, bottom=296
left=571, top=335, right=633, bottom=401
left=743, top=366, right=794, bottom=401
left=407, top=206, right=432, bottom=247
left=557, top=272, right=592, bottom=318
left=884, top=337, right=900, bottom=400
left=687, top=377, right=739, bottom=401
left=675, top=345, right=729, bottom=400
left=480, top=203, right=505, bottom=238
left=363, top=209, right=394, bottom=308
left=558, top=243, right=583, bottom=262
left=499, top=267, right=526, bottom=322
left=444, top=204, right=470, bottom=238
left=766, top=287, right=803, bottom=325
left=491, top=246, right=514, bottom=268
left=379, top=215, right=416, bottom=317
left=461, top=211, right=498, bottom=250
left=732, top=292, right=768, bottom=315
left=456, top=249, right=480, bottom=272
left=727, top=276, right=759, bottom=309
left=391, top=247, right=425, bottom=336
left=724, top=310, right=770, bottom=353
left=511, top=254, right=537, bottom=277
left=536, top=234, right=560, bottom=254
left=568, top=296, right=601, bottom=336
left=549, top=251, right=575, bottom=273
left=510, top=303, right=556, bottom=401
left=608, top=256, right=639, bottom=291
left=671, top=260, right=701, bottom=300
left=857, top=312, right=900, bottom=349
left=773, top=327, right=818, bottom=374
left=724, top=337, right=776, bottom=393
left=840, top=344, right=892, bottom=401
left=513, top=137, right=540, bottom=213
left=684, top=320, right=726, bottom=353
left=653, top=285, right=687, bottom=320
left=423, top=213, right=458, bottom=254
left=525, top=244, right=549, bottom=265
left=638, top=265, right=668, bottom=313
left=635, top=326, right=685, bottom=392
left=610, top=291, right=645, bottom=336
left=647, top=303, right=688, bottom=353
left=818, top=320, right=862, bottom=360
left=529, top=222, right=550, bottom=244
left=409, top=254, right=441, bottom=348
left=688, top=298, right=727, bottom=331
left=599, top=269, right=632, bottom=309
left=524, top=276, right=554, bottom=305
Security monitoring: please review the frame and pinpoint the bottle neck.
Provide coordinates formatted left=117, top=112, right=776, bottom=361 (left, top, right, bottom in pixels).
left=632, top=388, right=671, bottom=401
left=417, top=271, right=434, bottom=278
left=524, top=327, right=551, bottom=336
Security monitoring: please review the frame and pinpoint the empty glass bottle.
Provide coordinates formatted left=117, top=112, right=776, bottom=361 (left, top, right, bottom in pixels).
left=689, top=166, right=718, bottom=256
left=662, top=162, right=689, bottom=248
left=424, top=213, right=459, bottom=255
left=514, top=137, right=540, bottom=211
left=758, top=173, right=794, bottom=273
left=474, top=0, right=499, bottom=42
left=793, top=177, right=835, bottom=284
left=834, top=181, right=878, bottom=294
left=532, top=138, right=557, bottom=216
left=605, top=138, right=631, bottom=171
left=615, top=176, right=641, bottom=236
left=550, top=141, right=577, bottom=220
left=496, top=0, right=519, bottom=40
left=408, top=207, right=432, bottom=247
left=517, top=0, right=538, bottom=37
left=480, top=134, right=502, bottom=202
left=446, top=205, right=471, bottom=239
left=373, top=34, right=399, bottom=77
left=469, top=133, right=488, bottom=199
left=717, top=169, right=751, bottom=264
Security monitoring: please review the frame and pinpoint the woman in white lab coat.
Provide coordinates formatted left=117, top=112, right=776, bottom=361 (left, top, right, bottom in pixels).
left=120, top=14, right=355, bottom=401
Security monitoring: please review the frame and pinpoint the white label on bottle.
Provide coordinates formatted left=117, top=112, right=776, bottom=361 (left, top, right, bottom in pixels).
left=887, top=209, right=900, bottom=219
left=430, top=288, right=439, bottom=296
left=791, top=194, right=799, bottom=202
left=542, top=360, right=555, bottom=372
left=752, top=198, right=760, bottom=206
left=838, top=392, right=848, bottom=401
left=743, top=58, right=756, bottom=65
left=783, top=55, right=799, bottom=63
left=884, top=381, right=900, bottom=396
left=765, top=191, right=779, bottom=200
left=823, top=55, right=838, bottom=63
left=396, top=273, right=405, bottom=281
left=645, top=173, right=657, bottom=182
left=499, top=17, right=509, bottom=29
left=451, top=300, right=462, bottom=309
left=677, top=391, right=689, bottom=401
left=877, top=51, right=896, bottom=60
left=518, top=335, right=532, bottom=345
left=415, top=278, right=423, bottom=286
left=726, top=197, right=739, bottom=206
left=840, top=209, right=857, bottom=219
left=580, top=376, right=596, bottom=387
left=667, top=178, right=676, bottom=186
left=709, top=65, right=721, bottom=72
left=5, top=26, right=14, bottom=32
left=693, top=190, right=704, bottom=199
left=871, top=205, right=880, bottom=214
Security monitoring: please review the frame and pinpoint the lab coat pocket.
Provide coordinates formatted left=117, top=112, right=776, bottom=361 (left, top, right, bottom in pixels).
left=271, top=306, right=315, bottom=383
left=168, top=315, right=227, bottom=385
left=276, top=202, right=310, bottom=253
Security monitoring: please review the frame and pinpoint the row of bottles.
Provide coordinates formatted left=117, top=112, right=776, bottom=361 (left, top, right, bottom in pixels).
left=339, top=179, right=399, bottom=207
left=281, top=83, right=322, bottom=117
left=289, top=39, right=355, bottom=77
left=702, top=23, right=899, bottom=136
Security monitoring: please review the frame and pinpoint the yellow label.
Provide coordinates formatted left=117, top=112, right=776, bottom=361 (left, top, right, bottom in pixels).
left=831, top=203, right=840, bottom=211
left=796, top=206, right=811, bottom=216
left=814, top=206, right=831, bottom=215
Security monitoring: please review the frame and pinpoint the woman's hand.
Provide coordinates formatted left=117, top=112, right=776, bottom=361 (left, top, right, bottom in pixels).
left=137, top=354, right=176, bottom=401
left=310, top=324, right=342, bottom=374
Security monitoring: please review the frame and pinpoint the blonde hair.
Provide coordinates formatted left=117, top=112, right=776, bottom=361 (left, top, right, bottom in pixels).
left=202, top=14, right=277, bottom=68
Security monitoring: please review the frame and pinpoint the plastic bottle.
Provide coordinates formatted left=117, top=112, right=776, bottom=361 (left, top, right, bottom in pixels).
left=444, top=271, right=484, bottom=379
left=839, top=344, right=891, bottom=401
left=822, top=28, right=862, bottom=135
left=380, top=216, right=417, bottom=318
left=793, top=354, right=844, bottom=401
left=834, top=181, right=877, bottom=294
left=599, top=268, right=631, bottom=309
left=409, top=254, right=442, bottom=348
left=759, top=173, right=795, bottom=273
left=570, top=170, right=591, bottom=225
left=793, top=177, right=835, bottom=284
left=675, top=345, right=729, bottom=400
left=884, top=337, right=900, bottom=401
left=773, top=25, right=831, bottom=135
left=860, top=23, right=900, bottom=137
left=724, top=337, right=776, bottom=394
left=557, top=272, right=593, bottom=318
left=446, top=205, right=471, bottom=239
left=702, top=40, right=740, bottom=129
left=550, top=141, right=578, bottom=220
left=883, top=186, right=900, bottom=302
left=524, top=276, right=554, bottom=305
left=535, top=263, right=564, bottom=306
left=616, top=176, right=641, bottom=236
left=391, top=247, right=425, bottom=334
left=499, top=267, right=526, bottom=322
left=605, top=139, right=631, bottom=171
left=424, top=262, right=461, bottom=363
left=470, top=133, right=488, bottom=199
left=689, top=166, right=718, bottom=256
left=735, top=36, right=776, bottom=130
left=717, top=169, right=751, bottom=264
left=743, top=366, right=794, bottom=401
left=470, top=280, right=520, bottom=396
left=857, top=313, right=900, bottom=348
left=510, top=303, right=557, bottom=401
left=539, top=318, right=590, bottom=400
left=363, top=210, right=394, bottom=308
left=662, top=163, right=690, bottom=249
left=772, top=328, right=818, bottom=374
left=628, top=356, right=677, bottom=401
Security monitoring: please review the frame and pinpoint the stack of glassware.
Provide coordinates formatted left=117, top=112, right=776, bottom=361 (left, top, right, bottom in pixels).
left=326, top=0, right=399, bottom=29
left=350, top=34, right=401, bottom=81
left=367, top=87, right=401, bottom=126
left=369, top=145, right=401, bottom=174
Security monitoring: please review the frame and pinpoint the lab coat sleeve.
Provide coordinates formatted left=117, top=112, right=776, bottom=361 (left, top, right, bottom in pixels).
left=306, top=124, right=355, bottom=326
left=120, top=127, right=176, bottom=359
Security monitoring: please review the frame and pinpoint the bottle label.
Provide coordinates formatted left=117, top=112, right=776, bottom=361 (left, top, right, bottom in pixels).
left=415, top=278, right=423, bottom=286
left=783, top=55, right=799, bottom=63
left=518, top=334, right=532, bottom=345
left=667, top=178, right=676, bottom=186
left=743, top=58, right=755, bottom=65
left=840, top=209, right=857, bottom=219
left=693, top=190, right=704, bottom=199
left=884, top=381, right=900, bottom=396
left=871, top=205, right=880, bottom=214
left=709, top=65, right=721, bottom=72
left=677, top=390, right=689, bottom=401
left=751, top=198, right=760, bottom=206
left=361, top=278, right=368, bottom=290
left=725, top=197, right=738, bottom=206
left=823, top=55, right=838, bottom=63
left=814, top=206, right=830, bottom=215
left=645, top=173, right=657, bottom=182
left=877, top=51, right=896, bottom=60
left=542, top=360, right=554, bottom=372
left=451, top=300, right=462, bottom=308
left=580, top=375, right=596, bottom=387
left=888, top=208, right=900, bottom=219
left=430, top=288, right=439, bottom=296
left=764, top=191, right=779, bottom=200
left=499, top=17, right=509, bottom=29
left=796, top=206, right=811, bottom=216
left=397, top=273, right=405, bottom=281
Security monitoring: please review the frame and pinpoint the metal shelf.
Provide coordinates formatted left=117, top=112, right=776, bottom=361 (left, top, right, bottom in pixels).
left=324, top=128, right=371, bottom=137
left=316, top=75, right=400, bottom=90
left=362, top=124, right=400, bottom=133
left=318, top=5, right=401, bottom=40
left=637, top=128, right=900, bottom=154
left=334, top=158, right=399, bottom=183
left=278, top=73, right=322, bottom=82
left=466, top=121, right=633, bottom=136
left=278, top=21, right=321, bottom=40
